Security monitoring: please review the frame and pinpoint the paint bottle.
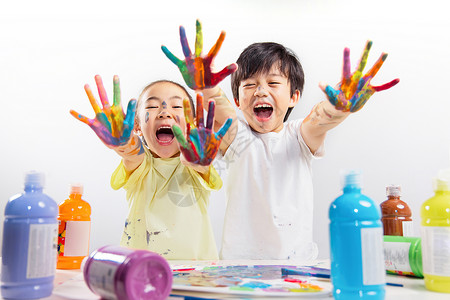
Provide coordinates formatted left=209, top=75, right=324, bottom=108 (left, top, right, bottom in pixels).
left=1, top=171, right=58, bottom=299
left=383, top=235, right=423, bottom=277
left=329, top=170, right=385, bottom=300
left=420, top=169, right=450, bottom=293
left=83, top=245, right=172, bottom=300
left=57, top=183, right=91, bottom=269
left=380, top=185, right=413, bottom=236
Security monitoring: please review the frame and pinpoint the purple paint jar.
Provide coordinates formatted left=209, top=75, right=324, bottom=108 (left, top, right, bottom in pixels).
left=83, top=245, right=172, bottom=300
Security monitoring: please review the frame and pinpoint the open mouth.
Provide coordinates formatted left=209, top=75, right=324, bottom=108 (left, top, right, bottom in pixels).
left=155, top=125, right=174, bottom=145
left=253, top=103, right=273, bottom=120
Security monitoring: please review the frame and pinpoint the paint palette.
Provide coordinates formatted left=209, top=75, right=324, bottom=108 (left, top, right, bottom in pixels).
left=171, top=265, right=332, bottom=297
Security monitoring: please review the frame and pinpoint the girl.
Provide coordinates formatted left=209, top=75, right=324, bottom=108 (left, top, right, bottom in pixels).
left=71, top=76, right=224, bottom=260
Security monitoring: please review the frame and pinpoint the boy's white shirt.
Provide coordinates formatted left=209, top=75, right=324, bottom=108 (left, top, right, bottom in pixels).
left=220, top=117, right=324, bottom=260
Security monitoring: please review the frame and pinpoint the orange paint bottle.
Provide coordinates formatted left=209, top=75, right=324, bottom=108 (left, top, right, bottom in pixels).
left=57, top=183, right=91, bottom=269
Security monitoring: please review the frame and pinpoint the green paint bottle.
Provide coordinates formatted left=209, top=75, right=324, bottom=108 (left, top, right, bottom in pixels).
left=383, top=235, right=423, bottom=277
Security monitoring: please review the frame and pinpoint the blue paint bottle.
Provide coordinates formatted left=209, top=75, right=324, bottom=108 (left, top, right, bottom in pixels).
left=1, top=171, right=58, bottom=299
left=329, top=170, right=385, bottom=299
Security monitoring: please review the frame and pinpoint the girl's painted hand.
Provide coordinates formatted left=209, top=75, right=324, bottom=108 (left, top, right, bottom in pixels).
left=161, top=19, right=237, bottom=91
left=172, top=93, right=232, bottom=166
left=70, top=75, right=142, bottom=154
left=320, top=40, right=400, bottom=113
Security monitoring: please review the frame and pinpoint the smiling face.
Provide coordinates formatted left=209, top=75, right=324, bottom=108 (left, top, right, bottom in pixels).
left=236, top=64, right=300, bottom=133
left=135, top=81, right=189, bottom=158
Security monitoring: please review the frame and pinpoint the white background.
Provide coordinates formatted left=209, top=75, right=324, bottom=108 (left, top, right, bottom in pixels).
left=1, top=0, right=449, bottom=259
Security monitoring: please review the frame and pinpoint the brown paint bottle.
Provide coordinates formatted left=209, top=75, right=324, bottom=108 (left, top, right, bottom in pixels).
left=380, top=185, right=413, bottom=236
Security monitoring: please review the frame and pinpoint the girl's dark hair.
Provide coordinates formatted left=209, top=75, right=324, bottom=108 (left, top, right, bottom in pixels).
left=231, top=42, right=305, bottom=121
left=136, top=80, right=195, bottom=125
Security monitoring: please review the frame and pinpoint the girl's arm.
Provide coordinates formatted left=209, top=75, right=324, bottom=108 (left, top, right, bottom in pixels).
left=71, top=75, right=144, bottom=172
left=201, top=86, right=237, bottom=154
left=109, top=134, right=145, bottom=173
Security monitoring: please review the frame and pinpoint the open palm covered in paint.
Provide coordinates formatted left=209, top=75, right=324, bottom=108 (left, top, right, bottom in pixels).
left=172, top=93, right=232, bottom=166
left=320, top=40, right=400, bottom=112
left=70, top=75, right=142, bottom=153
left=161, top=19, right=237, bottom=90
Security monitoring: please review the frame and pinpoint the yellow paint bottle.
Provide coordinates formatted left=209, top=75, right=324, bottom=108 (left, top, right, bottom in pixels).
left=421, top=170, right=450, bottom=293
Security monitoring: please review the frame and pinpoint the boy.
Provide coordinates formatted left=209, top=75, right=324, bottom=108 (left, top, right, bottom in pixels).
left=205, top=41, right=398, bottom=260
left=162, top=21, right=398, bottom=259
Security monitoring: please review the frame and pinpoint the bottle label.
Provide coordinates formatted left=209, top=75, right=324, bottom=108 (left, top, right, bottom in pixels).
left=27, top=223, right=58, bottom=279
left=384, top=241, right=414, bottom=275
left=86, top=253, right=126, bottom=300
left=361, top=227, right=385, bottom=285
left=421, top=226, right=450, bottom=276
left=58, top=220, right=91, bottom=257
left=402, top=221, right=414, bottom=237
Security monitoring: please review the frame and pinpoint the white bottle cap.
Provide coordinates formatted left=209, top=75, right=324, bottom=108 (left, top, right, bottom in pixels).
left=69, top=183, right=83, bottom=195
left=24, top=171, right=45, bottom=188
left=341, top=170, right=362, bottom=189
left=433, top=169, right=450, bottom=191
left=386, top=184, right=401, bottom=197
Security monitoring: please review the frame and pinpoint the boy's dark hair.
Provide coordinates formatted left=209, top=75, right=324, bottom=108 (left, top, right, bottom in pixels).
left=231, top=42, right=305, bottom=121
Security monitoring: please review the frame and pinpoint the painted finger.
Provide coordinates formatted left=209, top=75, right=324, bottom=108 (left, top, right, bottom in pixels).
left=186, top=123, right=191, bottom=137
left=341, top=48, right=352, bottom=96
left=95, top=75, right=111, bottom=112
left=342, top=48, right=351, bottom=80
left=183, top=98, right=195, bottom=127
left=190, top=128, right=204, bottom=159
left=196, top=93, right=204, bottom=128
left=113, top=75, right=121, bottom=107
left=179, top=25, right=192, bottom=58
left=206, top=100, right=215, bottom=129
left=194, top=19, right=203, bottom=57
left=323, top=85, right=339, bottom=106
left=356, top=40, right=373, bottom=73
left=364, top=53, right=388, bottom=81
left=207, top=31, right=225, bottom=58
left=372, top=78, right=400, bottom=92
left=121, top=99, right=137, bottom=141
left=172, top=124, right=189, bottom=149
left=84, top=84, right=102, bottom=114
left=161, top=46, right=183, bottom=66
left=215, top=117, right=232, bottom=140
left=70, top=110, right=92, bottom=126
left=210, top=63, right=238, bottom=86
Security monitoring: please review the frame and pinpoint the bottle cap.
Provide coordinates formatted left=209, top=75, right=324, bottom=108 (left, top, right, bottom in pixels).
left=433, top=169, right=450, bottom=191
left=24, top=171, right=45, bottom=188
left=386, top=184, right=401, bottom=197
left=69, top=183, right=84, bottom=195
left=341, top=169, right=362, bottom=189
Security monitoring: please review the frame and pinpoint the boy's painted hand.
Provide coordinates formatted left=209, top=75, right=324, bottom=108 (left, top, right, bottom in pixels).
left=161, top=19, right=237, bottom=90
left=70, top=75, right=142, bottom=154
left=172, top=93, right=232, bottom=166
left=320, top=40, right=400, bottom=113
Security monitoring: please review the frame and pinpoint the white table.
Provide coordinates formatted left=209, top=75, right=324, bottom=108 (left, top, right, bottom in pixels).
left=3, top=261, right=450, bottom=300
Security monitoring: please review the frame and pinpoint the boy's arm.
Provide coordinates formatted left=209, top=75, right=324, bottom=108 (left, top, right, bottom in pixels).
left=201, top=86, right=237, bottom=154
left=300, top=99, right=349, bottom=154
left=302, top=41, right=400, bottom=153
